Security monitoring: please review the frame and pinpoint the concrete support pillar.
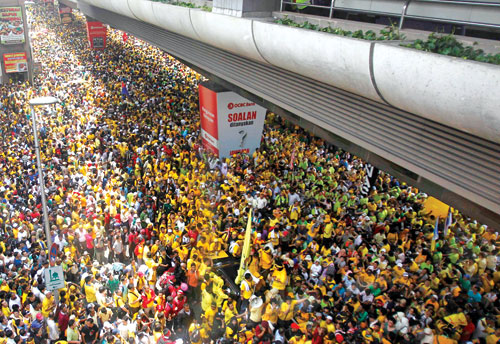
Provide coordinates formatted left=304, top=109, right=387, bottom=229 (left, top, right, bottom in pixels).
left=212, top=0, right=279, bottom=17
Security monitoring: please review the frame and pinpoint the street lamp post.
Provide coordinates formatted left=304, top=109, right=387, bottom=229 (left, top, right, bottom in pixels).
left=29, top=96, right=60, bottom=250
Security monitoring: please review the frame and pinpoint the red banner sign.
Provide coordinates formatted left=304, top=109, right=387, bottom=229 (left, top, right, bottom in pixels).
left=3, top=52, right=27, bottom=73
left=86, top=21, right=107, bottom=49
left=199, top=84, right=219, bottom=155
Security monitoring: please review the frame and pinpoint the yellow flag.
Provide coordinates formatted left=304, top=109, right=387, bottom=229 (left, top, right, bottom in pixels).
left=235, top=209, right=252, bottom=285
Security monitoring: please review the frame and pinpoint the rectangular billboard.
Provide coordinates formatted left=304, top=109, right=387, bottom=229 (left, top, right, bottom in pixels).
left=3, top=52, right=27, bottom=73
left=59, top=4, right=72, bottom=24
left=0, top=7, right=25, bottom=45
left=216, top=92, right=266, bottom=158
left=199, top=82, right=266, bottom=159
left=86, top=21, right=107, bottom=49
left=199, top=84, right=219, bottom=155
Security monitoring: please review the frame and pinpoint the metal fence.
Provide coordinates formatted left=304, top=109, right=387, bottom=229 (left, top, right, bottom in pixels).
left=279, top=0, right=500, bottom=30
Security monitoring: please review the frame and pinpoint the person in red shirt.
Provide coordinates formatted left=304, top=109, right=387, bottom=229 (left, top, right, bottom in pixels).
left=254, top=321, right=273, bottom=344
left=188, top=226, right=199, bottom=242
left=459, top=314, right=475, bottom=342
left=172, top=291, right=186, bottom=317
left=128, top=230, right=137, bottom=260
left=141, top=285, right=156, bottom=317
left=57, top=303, right=70, bottom=335
left=84, top=230, right=95, bottom=257
left=163, top=296, right=174, bottom=322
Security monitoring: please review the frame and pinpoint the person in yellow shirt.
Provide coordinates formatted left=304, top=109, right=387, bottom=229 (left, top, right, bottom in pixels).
left=357, top=268, right=376, bottom=288
left=225, top=315, right=244, bottom=341
left=0, top=280, right=10, bottom=293
left=246, top=252, right=262, bottom=279
left=1, top=300, right=10, bottom=317
left=127, top=284, right=141, bottom=316
left=201, top=284, right=216, bottom=312
left=278, top=296, right=308, bottom=327
left=261, top=298, right=279, bottom=326
left=188, top=319, right=202, bottom=344
left=203, top=303, right=218, bottom=331
left=83, top=276, right=97, bottom=304
left=313, top=315, right=333, bottom=336
left=270, top=263, right=288, bottom=297
left=486, top=328, right=500, bottom=344
left=223, top=301, right=239, bottom=325
left=288, top=323, right=305, bottom=344
left=42, top=291, right=55, bottom=317
left=240, top=273, right=254, bottom=311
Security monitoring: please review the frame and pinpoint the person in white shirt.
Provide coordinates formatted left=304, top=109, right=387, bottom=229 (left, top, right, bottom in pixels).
left=47, top=312, right=60, bottom=341
left=309, top=260, right=323, bottom=284
left=8, top=293, right=21, bottom=312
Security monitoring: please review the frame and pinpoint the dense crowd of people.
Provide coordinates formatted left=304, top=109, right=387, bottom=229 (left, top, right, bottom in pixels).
left=0, top=3, right=498, bottom=344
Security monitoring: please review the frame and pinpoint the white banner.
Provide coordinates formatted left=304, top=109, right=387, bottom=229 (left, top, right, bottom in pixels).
left=216, top=92, right=266, bottom=158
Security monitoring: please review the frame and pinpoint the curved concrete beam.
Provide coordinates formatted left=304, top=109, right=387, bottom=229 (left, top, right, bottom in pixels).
left=372, top=44, right=500, bottom=142
left=252, top=21, right=383, bottom=103
left=190, top=11, right=267, bottom=63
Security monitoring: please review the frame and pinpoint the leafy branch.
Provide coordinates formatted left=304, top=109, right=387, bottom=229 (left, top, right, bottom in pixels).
left=403, top=33, right=500, bottom=65
left=150, top=0, right=212, bottom=11
left=275, top=16, right=405, bottom=41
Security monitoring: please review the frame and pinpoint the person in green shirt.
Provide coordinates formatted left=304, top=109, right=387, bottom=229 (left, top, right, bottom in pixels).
left=447, top=248, right=460, bottom=264
left=66, top=319, right=81, bottom=344
left=369, top=283, right=382, bottom=297
left=107, top=274, right=119, bottom=293
left=420, top=260, right=434, bottom=274
left=460, top=275, right=472, bottom=292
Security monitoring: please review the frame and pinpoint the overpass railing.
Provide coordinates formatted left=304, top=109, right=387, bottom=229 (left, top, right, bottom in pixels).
left=279, top=0, right=500, bottom=30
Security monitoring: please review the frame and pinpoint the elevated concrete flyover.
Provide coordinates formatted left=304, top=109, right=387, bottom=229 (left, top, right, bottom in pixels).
left=77, top=0, right=500, bottom=228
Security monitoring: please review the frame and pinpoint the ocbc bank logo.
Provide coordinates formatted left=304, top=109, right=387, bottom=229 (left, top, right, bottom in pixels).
left=227, top=102, right=255, bottom=110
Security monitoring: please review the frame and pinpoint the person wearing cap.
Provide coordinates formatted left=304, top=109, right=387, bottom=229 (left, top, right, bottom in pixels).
left=30, top=313, right=45, bottom=335
left=319, top=315, right=336, bottom=334
left=248, top=295, right=265, bottom=327
left=288, top=323, right=304, bottom=344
